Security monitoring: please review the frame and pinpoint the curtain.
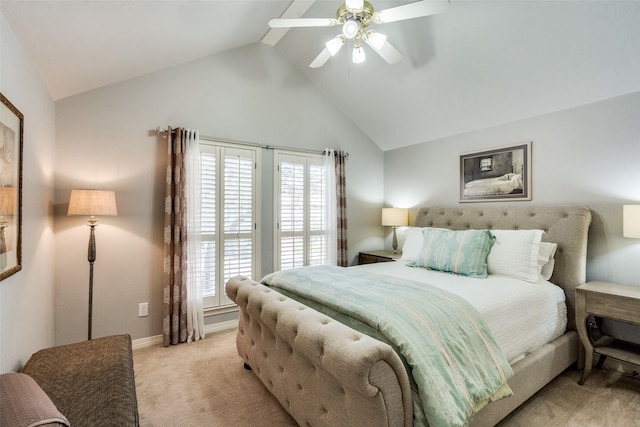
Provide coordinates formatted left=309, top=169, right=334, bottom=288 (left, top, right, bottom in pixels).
left=163, top=127, right=205, bottom=346
left=323, top=149, right=349, bottom=267
left=323, top=151, right=337, bottom=266
left=184, top=129, right=205, bottom=343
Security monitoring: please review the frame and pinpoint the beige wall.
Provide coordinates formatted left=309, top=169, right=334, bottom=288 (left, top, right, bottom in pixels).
left=0, top=13, right=56, bottom=372
left=54, top=43, right=385, bottom=345
left=383, top=91, right=640, bottom=287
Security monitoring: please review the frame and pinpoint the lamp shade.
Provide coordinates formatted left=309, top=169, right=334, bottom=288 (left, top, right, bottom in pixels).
left=68, top=189, right=117, bottom=216
left=342, top=18, right=359, bottom=39
left=623, top=204, right=640, bottom=238
left=352, top=43, right=366, bottom=64
left=326, top=35, right=345, bottom=56
left=0, top=187, right=16, bottom=216
left=382, top=208, right=408, bottom=227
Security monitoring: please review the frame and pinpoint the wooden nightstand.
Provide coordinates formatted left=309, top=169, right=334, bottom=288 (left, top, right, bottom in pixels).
left=575, top=281, right=640, bottom=385
left=358, top=250, right=401, bottom=265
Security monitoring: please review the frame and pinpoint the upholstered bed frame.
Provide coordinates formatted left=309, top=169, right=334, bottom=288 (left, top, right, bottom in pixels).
left=226, top=206, right=591, bottom=426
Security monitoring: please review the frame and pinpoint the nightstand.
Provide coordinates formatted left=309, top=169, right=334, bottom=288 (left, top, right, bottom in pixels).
left=358, top=250, right=401, bottom=265
left=575, top=281, right=640, bottom=385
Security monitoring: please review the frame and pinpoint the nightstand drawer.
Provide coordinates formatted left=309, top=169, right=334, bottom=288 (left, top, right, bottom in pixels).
left=585, top=292, right=640, bottom=324
left=578, top=282, right=640, bottom=324
left=359, top=253, right=393, bottom=264
left=358, top=250, right=400, bottom=265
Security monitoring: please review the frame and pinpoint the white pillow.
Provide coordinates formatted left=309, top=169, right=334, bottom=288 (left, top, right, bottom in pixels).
left=487, top=229, right=544, bottom=282
left=400, top=227, right=425, bottom=261
left=537, top=242, right=558, bottom=281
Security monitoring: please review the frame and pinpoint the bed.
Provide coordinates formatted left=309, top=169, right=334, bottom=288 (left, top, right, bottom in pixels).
left=226, top=206, right=591, bottom=427
left=463, top=173, right=523, bottom=196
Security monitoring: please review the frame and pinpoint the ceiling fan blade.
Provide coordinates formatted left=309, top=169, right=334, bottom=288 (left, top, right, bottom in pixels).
left=345, top=0, right=364, bottom=12
left=375, top=0, right=449, bottom=24
left=309, top=48, right=333, bottom=68
left=261, top=0, right=317, bottom=46
left=269, top=18, right=337, bottom=28
left=365, top=38, right=403, bottom=64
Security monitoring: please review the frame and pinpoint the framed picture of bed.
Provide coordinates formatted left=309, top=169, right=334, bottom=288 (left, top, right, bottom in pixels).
left=460, top=141, right=531, bottom=202
left=0, top=93, right=23, bottom=281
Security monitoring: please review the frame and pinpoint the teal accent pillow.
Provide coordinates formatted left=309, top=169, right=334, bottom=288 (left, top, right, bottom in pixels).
left=409, top=228, right=495, bottom=278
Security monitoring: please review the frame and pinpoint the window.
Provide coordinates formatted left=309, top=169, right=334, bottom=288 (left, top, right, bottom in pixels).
left=274, top=151, right=327, bottom=270
left=200, top=142, right=259, bottom=309
left=480, top=157, right=493, bottom=172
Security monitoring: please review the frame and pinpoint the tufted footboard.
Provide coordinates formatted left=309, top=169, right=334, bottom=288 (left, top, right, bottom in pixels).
left=226, top=275, right=413, bottom=427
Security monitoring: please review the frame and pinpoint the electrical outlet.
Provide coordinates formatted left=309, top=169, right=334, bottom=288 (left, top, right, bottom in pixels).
left=138, top=302, right=149, bottom=317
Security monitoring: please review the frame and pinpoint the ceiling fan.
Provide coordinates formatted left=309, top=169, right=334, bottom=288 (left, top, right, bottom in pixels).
left=268, top=0, right=449, bottom=68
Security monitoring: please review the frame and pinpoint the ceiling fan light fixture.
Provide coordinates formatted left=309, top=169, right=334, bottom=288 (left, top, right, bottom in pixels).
left=365, top=31, right=386, bottom=50
left=271, top=0, right=448, bottom=69
left=352, top=42, right=366, bottom=64
left=325, top=35, right=345, bottom=56
left=342, top=18, right=360, bottom=39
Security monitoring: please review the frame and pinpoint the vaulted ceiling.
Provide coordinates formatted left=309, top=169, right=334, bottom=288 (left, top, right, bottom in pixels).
left=2, top=0, right=639, bottom=151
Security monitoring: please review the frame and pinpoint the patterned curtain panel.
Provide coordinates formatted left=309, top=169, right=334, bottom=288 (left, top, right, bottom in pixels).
left=323, top=149, right=349, bottom=267
left=162, top=127, right=204, bottom=346
left=335, top=150, right=348, bottom=267
left=163, top=126, right=186, bottom=346
left=323, top=150, right=337, bottom=266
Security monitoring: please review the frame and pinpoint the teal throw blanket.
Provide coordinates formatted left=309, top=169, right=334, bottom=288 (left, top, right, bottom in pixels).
left=261, top=265, right=513, bottom=427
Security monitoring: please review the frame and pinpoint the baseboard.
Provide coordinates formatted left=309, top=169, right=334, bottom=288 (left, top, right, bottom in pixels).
left=205, top=319, right=238, bottom=335
left=131, top=335, right=163, bottom=350
left=131, top=320, right=238, bottom=350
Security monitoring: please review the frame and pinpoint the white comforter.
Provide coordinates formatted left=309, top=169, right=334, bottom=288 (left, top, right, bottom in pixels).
left=351, top=261, right=567, bottom=363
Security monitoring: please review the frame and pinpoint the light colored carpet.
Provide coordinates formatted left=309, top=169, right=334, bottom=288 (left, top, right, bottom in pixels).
left=133, top=330, right=296, bottom=427
left=133, top=329, right=639, bottom=426
left=496, top=361, right=640, bottom=427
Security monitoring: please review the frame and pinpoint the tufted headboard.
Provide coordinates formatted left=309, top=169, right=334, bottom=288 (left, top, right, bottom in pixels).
left=414, top=206, right=591, bottom=330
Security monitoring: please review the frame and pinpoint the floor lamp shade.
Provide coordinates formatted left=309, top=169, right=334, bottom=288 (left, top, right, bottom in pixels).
left=623, top=205, right=640, bottom=238
left=0, top=187, right=16, bottom=216
left=67, top=189, right=117, bottom=340
left=68, top=189, right=118, bottom=217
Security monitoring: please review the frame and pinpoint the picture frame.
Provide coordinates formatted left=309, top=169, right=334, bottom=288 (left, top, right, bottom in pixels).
left=0, top=93, right=24, bottom=280
left=460, top=141, right=531, bottom=203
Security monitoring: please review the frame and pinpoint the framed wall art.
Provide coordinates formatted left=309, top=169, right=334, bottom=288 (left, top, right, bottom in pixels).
left=460, top=142, right=531, bottom=203
left=0, top=93, right=23, bottom=280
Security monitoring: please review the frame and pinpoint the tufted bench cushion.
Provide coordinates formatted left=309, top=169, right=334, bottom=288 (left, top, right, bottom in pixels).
left=20, top=335, right=139, bottom=427
left=227, top=275, right=412, bottom=427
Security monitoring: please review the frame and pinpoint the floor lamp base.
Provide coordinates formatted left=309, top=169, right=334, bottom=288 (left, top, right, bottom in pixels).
left=87, top=223, right=97, bottom=341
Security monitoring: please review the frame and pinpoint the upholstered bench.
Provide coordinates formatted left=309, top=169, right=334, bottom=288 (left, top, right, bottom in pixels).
left=1, top=334, right=139, bottom=427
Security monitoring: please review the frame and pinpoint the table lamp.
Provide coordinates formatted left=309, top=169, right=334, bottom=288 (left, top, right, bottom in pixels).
left=382, top=207, right=408, bottom=254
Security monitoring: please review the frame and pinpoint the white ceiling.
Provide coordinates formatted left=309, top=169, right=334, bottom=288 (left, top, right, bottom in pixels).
left=2, top=0, right=640, bottom=151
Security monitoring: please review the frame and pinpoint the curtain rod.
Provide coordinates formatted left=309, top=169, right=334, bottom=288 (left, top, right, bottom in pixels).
left=155, top=127, right=348, bottom=157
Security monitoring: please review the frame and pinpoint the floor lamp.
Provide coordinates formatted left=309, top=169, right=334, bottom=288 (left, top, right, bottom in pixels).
left=68, top=189, right=117, bottom=340
left=382, top=207, right=408, bottom=254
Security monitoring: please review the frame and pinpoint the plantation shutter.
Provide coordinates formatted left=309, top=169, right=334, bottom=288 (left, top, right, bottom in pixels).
left=200, top=143, right=257, bottom=309
left=275, top=152, right=327, bottom=270
left=308, top=162, right=327, bottom=265
left=200, top=151, right=217, bottom=302
left=222, top=149, right=255, bottom=301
